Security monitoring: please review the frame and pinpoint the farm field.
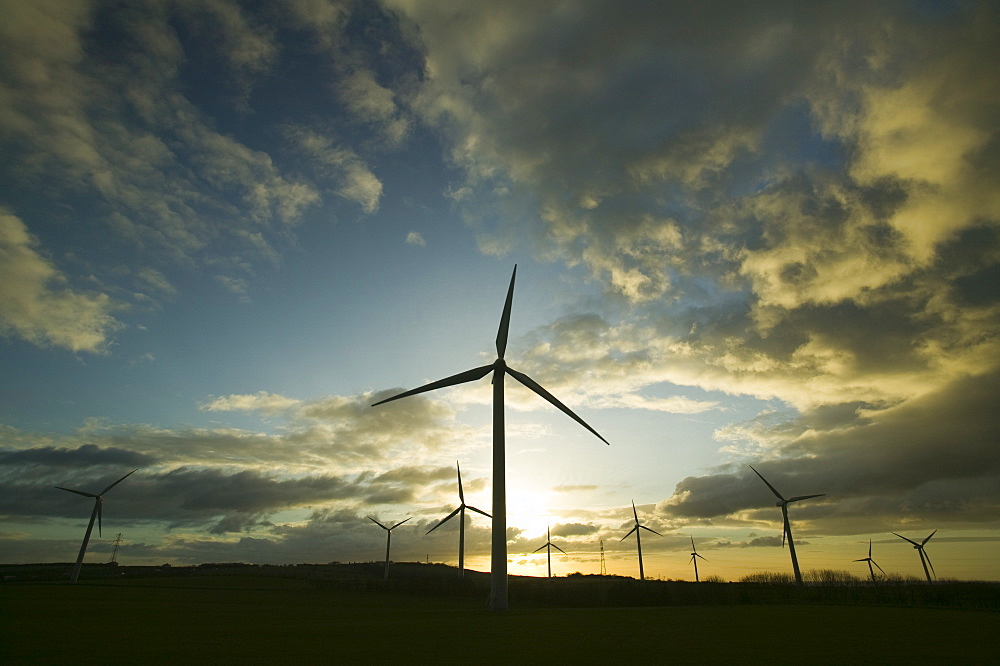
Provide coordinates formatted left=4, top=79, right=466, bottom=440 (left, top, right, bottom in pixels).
left=2, top=572, right=998, bottom=663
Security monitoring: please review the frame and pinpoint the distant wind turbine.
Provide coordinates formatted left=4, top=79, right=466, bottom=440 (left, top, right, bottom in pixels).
left=749, top=465, right=824, bottom=585
left=620, top=500, right=661, bottom=581
left=689, top=536, right=708, bottom=582
left=369, top=516, right=411, bottom=581
left=55, top=469, right=137, bottom=584
left=426, top=462, right=491, bottom=579
left=372, top=265, right=608, bottom=610
left=854, top=539, right=887, bottom=585
left=893, top=530, right=937, bottom=583
left=532, top=525, right=566, bottom=579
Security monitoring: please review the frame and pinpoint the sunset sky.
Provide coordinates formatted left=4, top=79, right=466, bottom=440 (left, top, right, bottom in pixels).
left=2, top=0, right=998, bottom=582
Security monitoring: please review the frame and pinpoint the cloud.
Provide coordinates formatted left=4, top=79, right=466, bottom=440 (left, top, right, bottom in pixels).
left=202, top=392, right=303, bottom=416
left=387, top=0, right=1000, bottom=421
left=405, top=231, right=426, bottom=246
left=659, top=369, right=1000, bottom=534
left=0, top=211, right=121, bottom=352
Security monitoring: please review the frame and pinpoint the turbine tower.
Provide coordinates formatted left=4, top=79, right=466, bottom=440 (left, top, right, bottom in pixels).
left=599, top=539, right=606, bottom=576
left=55, top=469, right=137, bottom=584
left=689, top=536, right=708, bottom=582
left=749, top=465, right=824, bottom=585
left=426, top=461, right=491, bottom=579
left=892, top=530, right=937, bottom=583
left=532, top=525, right=566, bottom=579
left=620, top=500, right=661, bottom=581
left=372, top=265, right=608, bottom=610
left=369, top=516, right=411, bottom=581
left=854, top=539, right=886, bottom=585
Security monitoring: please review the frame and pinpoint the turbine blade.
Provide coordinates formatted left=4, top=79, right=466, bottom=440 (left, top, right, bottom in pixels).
left=868, top=539, right=873, bottom=558
left=390, top=517, right=412, bottom=530
left=55, top=486, right=97, bottom=498
left=505, top=367, right=610, bottom=445
left=426, top=507, right=462, bottom=534
left=639, top=525, right=662, bottom=537
left=923, top=549, right=936, bottom=578
left=496, top=265, right=516, bottom=359
left=456, top=461, right=464, bottom=503
left=787, top=494, right=825, bottom=502
left=620, top=525, right=638, bottom=542
left=749, top=465, right=786, bottom=502
left=632, top=500, right=639, bottom=523
left=552, top=544, right=567, bottom=554
left=371, top=364, right=494, bottom=406
left=532, top=544, right=547, bottom=553
left=690, top=536, right=696, bottom=551
left=892, top=532, right=920, bottom=547
left=466, top=505, right=491, bottom=519
left=368, top=516, right=389, bottom=530
left=695, top=553, right=708, bottom=561
left=922, top=529, right=937, bottom=546
left=873, top=560, right=887, bottom=576
left=100, top=468, right=138, bottom=495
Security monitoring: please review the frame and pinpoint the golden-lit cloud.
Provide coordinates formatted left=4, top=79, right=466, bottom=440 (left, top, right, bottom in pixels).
left=0, top=211, right=120, bottom=352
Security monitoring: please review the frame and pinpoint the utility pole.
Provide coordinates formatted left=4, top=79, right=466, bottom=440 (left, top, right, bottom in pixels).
left=600, top=539, right=606, bottom=576
left=109, top=532, right=123, bottom=564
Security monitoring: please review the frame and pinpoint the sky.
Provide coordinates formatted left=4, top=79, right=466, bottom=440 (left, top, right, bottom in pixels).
left=1, top=0, right=998, bottom=582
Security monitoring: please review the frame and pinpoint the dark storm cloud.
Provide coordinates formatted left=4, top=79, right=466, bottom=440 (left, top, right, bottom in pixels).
left=551, top=522, right=598, bottom=538
left=661, top=370, right=1000, bottom=532
left=0, top=444, right=155, bottom=469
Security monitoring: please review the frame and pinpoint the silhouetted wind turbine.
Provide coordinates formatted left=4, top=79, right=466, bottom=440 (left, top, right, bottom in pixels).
left=426, top=461, right=491, bottom=579
left=532, top=525, right=566, bottom=579
left=689, top=536, right=708, bottom=582
left=369, top=516, right=411, bottom=581
left=749, top=465, right=824, bottom=585
left=372, top=265, right=608, bottom=610
left=854, top=539, right=887, bottom=585
left=55, top=469, right=137, bottom=584
left=893, top=530, right=937, bottom=583
left=620, top=500, right=661, bottom=581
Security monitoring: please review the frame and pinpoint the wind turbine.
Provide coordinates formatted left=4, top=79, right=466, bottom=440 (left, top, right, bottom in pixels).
left=55, top=469, right=137, bottom=584
left=689, top=536, right=708, bottom=582
left=749, top=465, right=824, bottom=585
left=426, top=461, right=491, bottom=579
left=620, top=500, right=661, bottom=581
left=369, top=516, right=411, bottom=581
left=854, top=539, right=887, bottom=585
left=372, top=265, right=608, bottom=610
left=893, top=530, right=937, bottom=583
left=532, top=525, right=566, bottom=579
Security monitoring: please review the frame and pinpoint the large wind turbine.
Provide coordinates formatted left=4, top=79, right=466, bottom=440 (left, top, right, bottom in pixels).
left=426, top=462, right=491, bottom=579
left=532, top=525, right=566, bottom=579
left=620, top=500, right=661, bottom=581
left=55, top=469, right=137, bottom=584
left=749, top=465, right=824, bottom=585
left=893, top=530, right=937, bottom=583
left=689, top=536, right=708, bottom=582
left=372, top=265, right=608, bottom=610
left=854, top=539, right=887, bottom=585
left=369, top=516, right=411, bottom=581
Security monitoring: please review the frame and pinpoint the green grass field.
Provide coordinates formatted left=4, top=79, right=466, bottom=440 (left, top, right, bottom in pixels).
left=3, top=574, right=998, bottom=663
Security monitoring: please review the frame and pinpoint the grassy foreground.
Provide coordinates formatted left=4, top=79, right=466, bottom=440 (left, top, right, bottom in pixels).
left=2, top=575, right=998, bottom=663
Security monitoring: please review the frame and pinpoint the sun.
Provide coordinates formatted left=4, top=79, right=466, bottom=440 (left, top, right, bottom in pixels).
left=505, top=483, right=555, bottom=544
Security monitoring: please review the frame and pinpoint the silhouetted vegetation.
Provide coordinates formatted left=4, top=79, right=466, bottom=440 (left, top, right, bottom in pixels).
left=4, top=562, right=994, bottom=612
